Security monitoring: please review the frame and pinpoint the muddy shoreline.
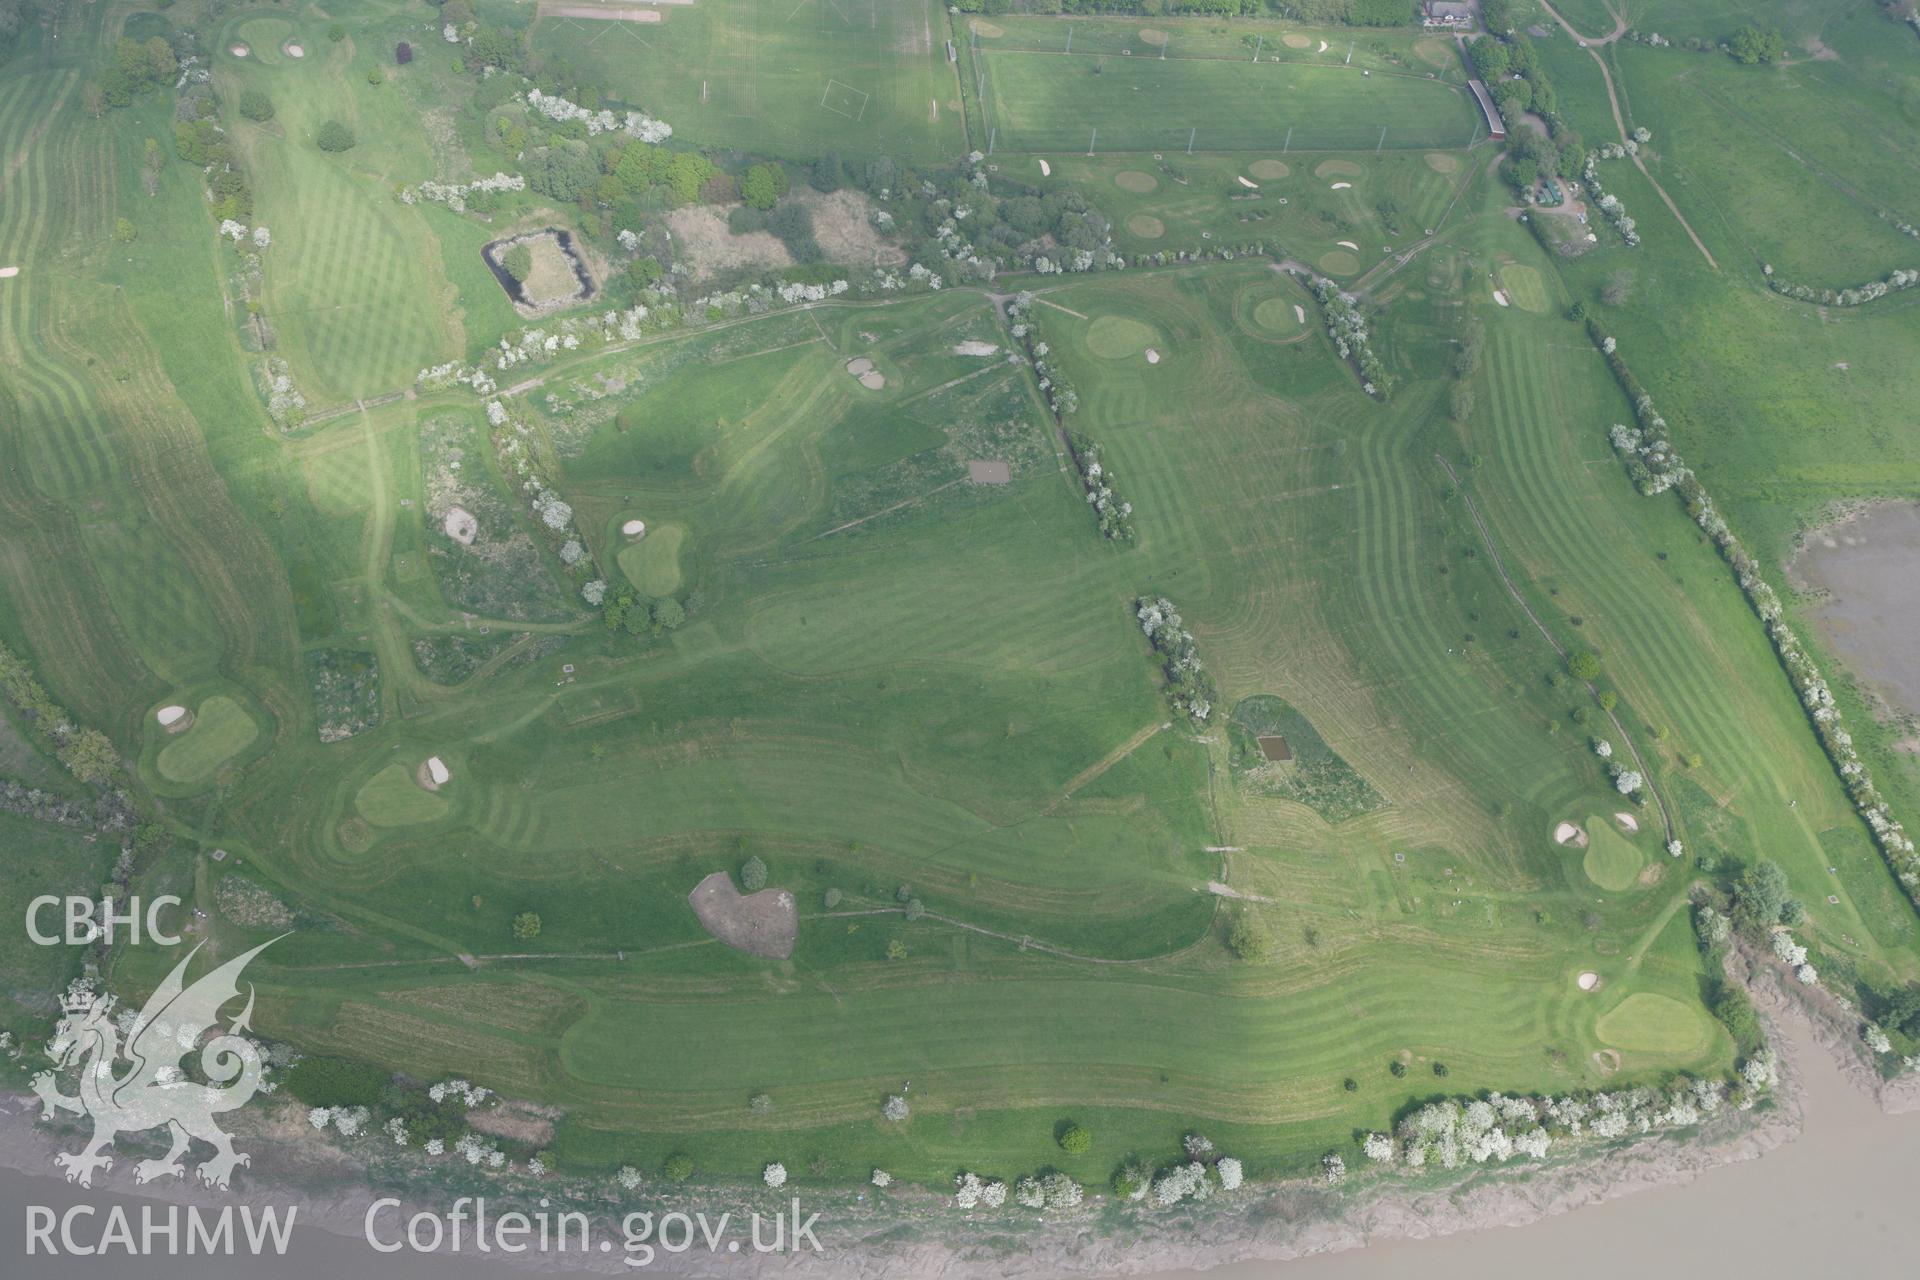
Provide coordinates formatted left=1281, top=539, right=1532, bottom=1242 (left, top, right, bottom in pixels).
left=6, top=945, right=1914, bottom=1279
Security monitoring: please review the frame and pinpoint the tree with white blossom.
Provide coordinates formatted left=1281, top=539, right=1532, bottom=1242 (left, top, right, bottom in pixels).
left=763, top=1162, right=787, bottom=1189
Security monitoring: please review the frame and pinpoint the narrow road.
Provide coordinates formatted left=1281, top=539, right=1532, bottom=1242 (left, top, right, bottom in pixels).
left=1434, top=454, right=1678, bottom=845
left=1534, top=0, right=1720, bottom=270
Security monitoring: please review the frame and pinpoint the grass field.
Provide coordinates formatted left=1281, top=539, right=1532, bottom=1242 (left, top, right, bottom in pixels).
left=529, top=0, right=959, bottom=164
left=972, top=45, right=1482, bottom=154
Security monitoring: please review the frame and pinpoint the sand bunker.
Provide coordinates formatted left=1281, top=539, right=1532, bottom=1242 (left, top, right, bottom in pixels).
left=1337, top=240, right=1359, bottom=250
left=1554, top=821, right=1588, bottom=847
left=621, top=518, right=647, bottom=539
left=1038, top=159, right=1051, bottom=177
left=968, top=460, right=1011, bottom=485
left=1237, top=175, right=1259, bottom=190
left=858, top=370, right=886, bottom=390
left=1293, top=304, right=1306, bottom=324
left=284, top=42, right=304, bottom=59
left=1145, top=348, right=1160, bottom=364
left=952, top=341, right=1000, bottom=357
left=1614, top=811, right=1640, bottom=833
left=845, top=357, right=874, bottom=376
left=230, top=44, right=250, bottom=58
left=1318, top=40, right=1330, bottom=53
left=1493, top=289, right=1511, bottom=307
left=156, top=704, right=192, bottom=732
left=1330, top=182, right=1352, bottom=190
left=688, top=871, right=796, bottom=959
left=442, top=505, right=478, bottom=545
left=416, top=756, right=451, bottom=791
left=1578, top=971, right=1600, bottom=991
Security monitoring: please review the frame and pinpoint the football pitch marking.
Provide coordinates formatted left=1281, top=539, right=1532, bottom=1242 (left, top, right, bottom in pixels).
left=820, top=78, right=869, bottom=121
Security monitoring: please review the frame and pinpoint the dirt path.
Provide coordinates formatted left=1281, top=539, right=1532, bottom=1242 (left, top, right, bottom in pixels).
left=1534, top=0, right=1719, bottom=271
left=1434, top=454, right=1677, bottom=845
left=813, top=476, right=966, bottom=539
left=1048, top=721, right=1171, bottom=811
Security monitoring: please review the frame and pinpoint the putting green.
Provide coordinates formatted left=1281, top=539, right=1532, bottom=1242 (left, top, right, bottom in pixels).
left=1251, top=297, right=1304, bottom=334
left=155, top=696, right=258, bottom=785
left=1424, top=152, right=1460, bottom=174
left=617, top=523, right=686, bottom=596
left=1316, top=249, right=1361, bottom=276
left=355, top=763, right=452, bottom=827
left=1086, top=315, right=1159, bottom=359
left=1249, top=159, right=1290, bottom=180
left=1315, top=158, right=1364, bottom=180
left=1124, top=213, right=1165, bottom=239
left=1594, top=993, right=1720, bottom=1057
left=1500, top=264, right=1550, bottom=313
left=1582, top=817, right=1645, bottom=891
left=1113, top=170, right=1158, bottom=194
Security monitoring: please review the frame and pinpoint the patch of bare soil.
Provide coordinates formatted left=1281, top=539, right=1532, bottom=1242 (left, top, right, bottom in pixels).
left=468, top=1100, right=559, bottom=1146
left=794, top=188, right=905, bottom=267
left=967, top=460, right=1011, bottom=485
left=520, top=235, right=586, bottom=306
left=688, top=871, right=796, bottom=959
left=1257, top=735, right=1292, bottom=761
left=665, top=206, right=791, bottom=280
left=538, top=2, right=661, bottom=20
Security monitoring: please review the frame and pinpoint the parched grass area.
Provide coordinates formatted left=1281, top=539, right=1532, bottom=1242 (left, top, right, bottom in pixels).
left=155, top=695, right=261, bottom=785
left=529, top=0, right=958, bottom=164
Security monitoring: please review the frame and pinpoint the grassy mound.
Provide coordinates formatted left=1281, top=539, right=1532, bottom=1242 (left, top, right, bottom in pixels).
left=1582, top=817, right=1646, bottom=891
left=355, top=763, right=451, bottom=828
left=1317, top=249, right=1361, bottom=276
left=617, top=524, right=687, bottom=597
left=1227, top=695, right=1385, bottom=823
left=155, top=696, right=259, bottom=785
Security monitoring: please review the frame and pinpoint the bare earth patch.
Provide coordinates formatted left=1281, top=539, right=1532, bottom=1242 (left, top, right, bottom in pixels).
left=687, top=871, right=796, bottom=959
left=952, top=341, right=1000, bottom=356
left=537, top=3, right=661, bottom=21
left=795, top=188, right=904, bottom=266
left=666, top=206, right=791, bottom=280
left=443, top=505, right=478, bottom=545
left=968, top=460, right=1011, bottom=485
left=520, top=234, right=588, bottom=306
left=468, top=1100, right=560, bottom=1146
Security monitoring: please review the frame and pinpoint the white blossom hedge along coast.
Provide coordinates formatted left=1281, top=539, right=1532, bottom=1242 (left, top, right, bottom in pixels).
left=1588, top=318, right=1919, bottom=904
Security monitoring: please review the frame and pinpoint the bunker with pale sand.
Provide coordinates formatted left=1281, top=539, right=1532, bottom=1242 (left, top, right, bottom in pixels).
left=1578, top=971, right=1600, bottom=991
left=417, top=756, right=451, bottom=791
left=621, top=518, right=647, bottom=539
left=443, top=506, right=478, bottom=546
left=156, top=704, right=192, bottom=732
